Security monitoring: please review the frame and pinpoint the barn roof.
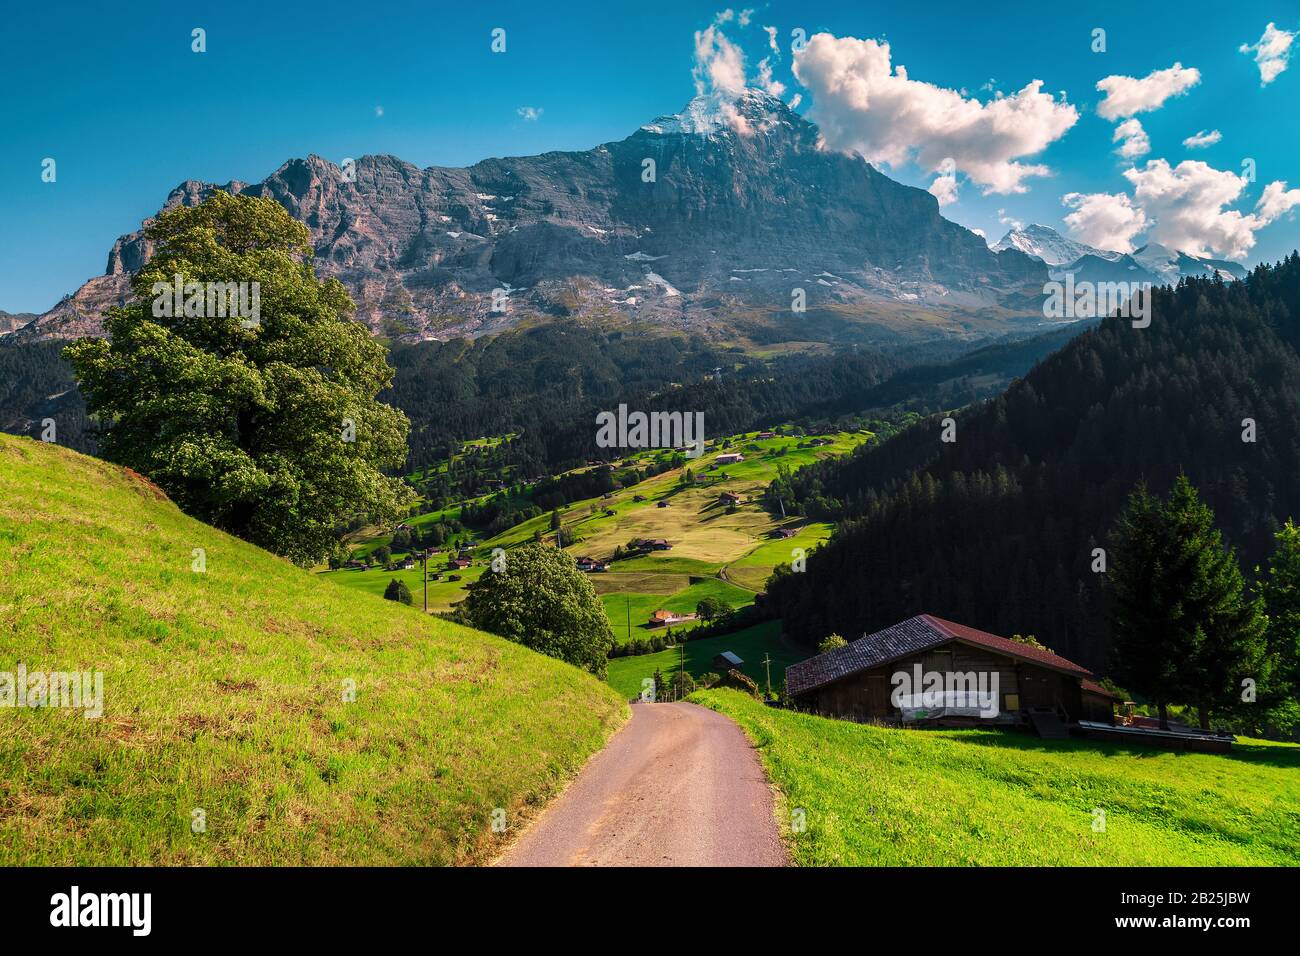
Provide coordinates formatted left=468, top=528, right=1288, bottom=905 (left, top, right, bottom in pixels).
left=785, top=614, right=1094, bottom=698
left=715, top=651, right=744, bottom=667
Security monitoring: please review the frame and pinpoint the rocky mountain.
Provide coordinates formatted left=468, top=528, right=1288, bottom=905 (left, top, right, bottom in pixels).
left=992, top=224, right=1121, bottom=267
left=27, top=89, right=1046, bottom=344
left=0, top=311, right=37, bottom=336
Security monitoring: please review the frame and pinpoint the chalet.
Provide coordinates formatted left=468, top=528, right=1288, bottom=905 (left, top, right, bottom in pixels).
left=756, top=431, right=776, bottom=439
left=401, top=559, right=416, bottom=571
left=657, top=500, right=670, bottom=508
left=344, top=560, right=366, bottom=569
left=807, top=437, right=834, bottom=447
left=575, top=556, right=610, bottom=573
left=785, top=614, right=1110, bottom=733
left=648, top=539, right=671, bottom=551
left=634, top=495, right=647, bottom=502
left=773, top=527, right=798, bottom=539
left=715, top=453, right=745, bottom=465
left=648, top=609, right=694, bottom=627
left=450, top=557, right=471, bottom=569
left=713, top=651, right=745, bottom=670
left=718, top=491, right=742, bottom=505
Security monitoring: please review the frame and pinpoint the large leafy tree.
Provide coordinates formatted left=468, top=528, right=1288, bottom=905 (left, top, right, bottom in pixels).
left=460, top=543, right=613, bottom=677
left=66, top=191, right=412, bottom=564
left=1107, top=476, right=1267, bottom=729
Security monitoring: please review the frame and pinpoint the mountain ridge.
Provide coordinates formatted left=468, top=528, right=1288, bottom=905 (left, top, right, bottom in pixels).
left=26, top=88, right=1046, bottom=344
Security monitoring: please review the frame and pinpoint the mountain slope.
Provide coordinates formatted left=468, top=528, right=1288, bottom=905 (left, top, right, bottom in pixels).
left=0, top=434, right=626, bottom=865
left=29, top=89, right=1045, bottom=343
left=766, top=253, right=1300, bottom=670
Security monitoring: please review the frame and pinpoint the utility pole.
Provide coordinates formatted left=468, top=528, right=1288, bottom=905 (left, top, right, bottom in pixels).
left=626, top=596, right=632, bottom=644
left=763, top=653, right=772, bottom=700
left=422, top=549, right=428, bottom=613
left=679, top=639, right=686, bottom=701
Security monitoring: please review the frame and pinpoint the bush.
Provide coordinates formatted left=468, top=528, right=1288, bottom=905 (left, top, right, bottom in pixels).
left=818, top=633, right=848, bottom=653
left=383, top=578, right=412, bottom=605
left=719, top=668, right=761, bottom=698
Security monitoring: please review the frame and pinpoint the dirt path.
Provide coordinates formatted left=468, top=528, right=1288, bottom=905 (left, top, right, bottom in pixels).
left=496, top=701, right=788, bottom=867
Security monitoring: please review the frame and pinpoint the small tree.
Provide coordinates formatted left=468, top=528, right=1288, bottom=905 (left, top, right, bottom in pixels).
left=818, top=633, right=848, bottom=653
left=696, top=596, right=732, bottom=622
left=460, top=543, right=613, bottom=677
left=383, top=578, right=412, bottom=605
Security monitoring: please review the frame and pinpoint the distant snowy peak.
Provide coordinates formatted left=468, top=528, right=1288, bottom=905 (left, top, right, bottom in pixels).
left=1132, top=244, right=1249, bottom=284
left=991, top=224, right=1121, bottom=267
left=997, top=225, right=1248, bottom=285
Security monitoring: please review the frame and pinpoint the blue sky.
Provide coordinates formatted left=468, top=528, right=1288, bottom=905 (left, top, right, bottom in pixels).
left=2, top=0, right=1298, bottom=313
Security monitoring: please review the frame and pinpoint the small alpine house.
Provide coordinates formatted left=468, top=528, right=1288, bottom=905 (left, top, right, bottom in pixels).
left=785, top=614, right=1111, bottom=733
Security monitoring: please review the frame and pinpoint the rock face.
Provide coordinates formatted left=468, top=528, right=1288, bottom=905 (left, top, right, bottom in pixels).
left=0, top=311, right=38, bottom=336
left=28, top=88, right=1046, bottom=342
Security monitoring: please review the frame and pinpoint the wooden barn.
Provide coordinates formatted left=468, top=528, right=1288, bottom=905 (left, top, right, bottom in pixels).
left=785, top=614, right=1111, bottom=731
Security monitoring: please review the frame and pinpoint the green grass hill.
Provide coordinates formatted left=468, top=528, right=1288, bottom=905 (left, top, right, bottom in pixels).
left=693, top=690, right=1300, bottom=866
left=0, top=434, right=626, bottom=865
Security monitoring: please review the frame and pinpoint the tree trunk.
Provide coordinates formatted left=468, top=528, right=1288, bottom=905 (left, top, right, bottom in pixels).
left=1199, top=706, right=1211, bottom=731
left=1158, top=701, right=1169, bottom=730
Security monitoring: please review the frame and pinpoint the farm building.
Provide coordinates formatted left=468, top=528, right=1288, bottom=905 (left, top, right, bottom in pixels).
left=715, top=453, right=745, bottom=464
left=648, top=609, right=694, bottom=627
left=718, top=491, right=743, bottom=505
left=785, top=614, right=1112, bottom=732
left=713, top=651, right=745, bottom=670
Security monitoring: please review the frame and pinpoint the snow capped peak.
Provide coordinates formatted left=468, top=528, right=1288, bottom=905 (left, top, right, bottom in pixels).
left=991, top=224, right=1121, bottom=267
left=641, top=88, right=794, bottom=137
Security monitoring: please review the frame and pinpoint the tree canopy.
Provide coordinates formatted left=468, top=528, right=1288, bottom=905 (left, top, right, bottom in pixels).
left=459, top=543, right=613, bottom=677
left=65, top=191, right=412, bottom=564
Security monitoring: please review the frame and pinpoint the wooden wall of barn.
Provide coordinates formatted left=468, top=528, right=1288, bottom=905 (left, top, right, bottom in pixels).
left=799, top=641, right=1088, bottom=725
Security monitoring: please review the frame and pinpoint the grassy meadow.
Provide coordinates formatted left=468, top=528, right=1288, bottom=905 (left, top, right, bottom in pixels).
left=325, top=430, right=868, bottom=641
left=692, top=690, right=1300, bottom=866
left=0, top=434, right=626, bottom=865
left=606, top=620, right=809, bottom=698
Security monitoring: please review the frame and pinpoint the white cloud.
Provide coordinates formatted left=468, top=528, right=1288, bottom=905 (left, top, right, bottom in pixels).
left=693, top=24, right=748, bottom=97
left=1062, top=191, right=1149, bottom=254
left=791, top=33, right=1078, bottom=195
left=1182, top=129, right=1222, bottom=149
left=1256, top=180, right=1300, bottom=222
left=757, top=57, right=786, bottom=97
left=1240, top=23, right=1295, bottom=85
left=928, top=172, right=960, bottom=206
left=763, top=25, right=779, bottom=54
left=516, top=106, right=543, bottom=121
left=998, top=208, right=1024, bottom=231
left=1123, top=159, right=1263, bottom=258
left=1113, top=118, right=1150, bottom=160
left=374, top=105, right=384, bottom=117
left=788, top=92, right=802, bottom=110
left=1063, top=160, right=1300, bottom=260
left=1095, top=63, right=1200, bottom=120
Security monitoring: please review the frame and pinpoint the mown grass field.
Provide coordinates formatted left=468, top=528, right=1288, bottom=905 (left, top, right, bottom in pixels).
left=325, top=430, right=868, bottom=638
left=0, top=434, right=626, bottom=865
left=692, top=690, right=1300, bottom=866
left=606, top=621, right=809, bottom=698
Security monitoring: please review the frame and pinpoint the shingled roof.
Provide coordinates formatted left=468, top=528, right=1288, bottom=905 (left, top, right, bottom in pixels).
left=785, top=614, right=1094, bottom=697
